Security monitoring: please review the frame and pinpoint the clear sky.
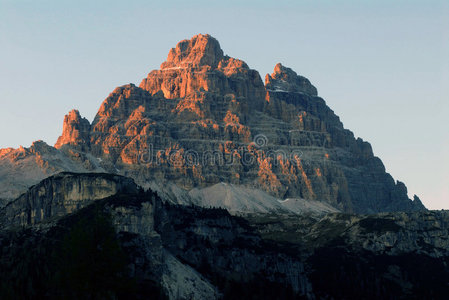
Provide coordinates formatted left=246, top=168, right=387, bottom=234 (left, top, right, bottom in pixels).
left=1, top=0, right=448, bottom=209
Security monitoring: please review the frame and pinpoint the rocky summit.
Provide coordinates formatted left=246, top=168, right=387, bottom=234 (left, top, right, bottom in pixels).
left=0, top=34, right=424, bottom=214
left=0, top=34, right=447, bottom=299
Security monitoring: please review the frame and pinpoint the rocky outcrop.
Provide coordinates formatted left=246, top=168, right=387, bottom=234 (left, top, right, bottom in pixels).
left=139, top=34, right=265, bottom=105
left=265, top=63, right=318, bottom=96
left=0, top=141, right=104, bottom=201
left=256, top=211, right=449, bottom=258
left=89, top=34, right=424, bottom=213
left=0, top=34, right=426, bottom=214
left=55, top=109, right=91, bottom=151
left=0, top=172, right=138, bottom=229
left=250, top=209, right=449, bottom=298
left=0, top=177, right=446, bottom=299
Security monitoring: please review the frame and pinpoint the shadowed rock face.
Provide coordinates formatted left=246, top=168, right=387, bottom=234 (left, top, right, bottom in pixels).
left=0, top=34, right=425, bottom=214
left=0, top=141, right=105, bottom=201
left=0, top=176, right=446, bottom=299
left=0, top=172, right=138, bottom=229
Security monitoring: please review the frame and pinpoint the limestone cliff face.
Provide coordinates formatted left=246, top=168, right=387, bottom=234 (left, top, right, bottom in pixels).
left=0, top=34, right=425, bottom=214
left=0, top=178, right=445, bottom=299
left=265, top=63, right=318, bottom=96
left=0, top=172, right=137, bottom=229
left=55, top=109, right=91, bottom=150
left=139, top=34, right=265, bottom=106
left=84, top=34, right=423, bottom=213
left=0, top=141, right=104, bottom=202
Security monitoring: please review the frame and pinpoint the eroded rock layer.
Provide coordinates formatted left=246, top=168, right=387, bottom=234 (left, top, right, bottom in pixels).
left=0, top=34, right=424, bottom=213
left=0, top=172, right=138, bottom=229
left=0, top=174, right=446, bottom=299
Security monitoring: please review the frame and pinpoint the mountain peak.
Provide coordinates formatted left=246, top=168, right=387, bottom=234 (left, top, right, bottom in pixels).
left=55, top=109, right=90, bottom=150
left=161, top=34, right=224, bottom=69
left=265, top=63, right=318, bottom=96
left=139, top=34, right=264, bottom=100
left=0, top=34, right=425, bottom=214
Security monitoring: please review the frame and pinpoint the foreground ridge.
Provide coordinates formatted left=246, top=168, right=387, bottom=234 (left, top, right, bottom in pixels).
left=0, top=173, right=446, bottom=299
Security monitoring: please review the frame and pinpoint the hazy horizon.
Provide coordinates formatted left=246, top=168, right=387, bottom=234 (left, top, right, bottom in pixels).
left=1, top=0, right=448, bottom=209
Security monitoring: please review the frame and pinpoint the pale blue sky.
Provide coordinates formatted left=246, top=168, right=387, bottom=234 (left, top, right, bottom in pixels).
left=1, top=0, right=448, bottom=209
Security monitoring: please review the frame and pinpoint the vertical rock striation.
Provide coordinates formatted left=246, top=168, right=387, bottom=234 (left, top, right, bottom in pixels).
left=0, top=34, right=425, bottom=214
left=55, top=109, right=91, bottom=151
left=0, top=172, right=137, bottom=229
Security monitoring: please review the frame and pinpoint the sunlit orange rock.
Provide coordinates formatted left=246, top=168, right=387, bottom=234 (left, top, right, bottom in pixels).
left=139, top=34, right=265, bottom=111
left=55, top=109, right=90, bottom=151
left=0, top=34, right=426, bottom=214
left=265, top=63, right=318, bottom=96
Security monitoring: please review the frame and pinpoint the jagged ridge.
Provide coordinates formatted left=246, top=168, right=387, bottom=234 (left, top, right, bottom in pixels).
left=0, top=34, right=424, bottom=214
left=0, top=173, right=446, bottom=299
